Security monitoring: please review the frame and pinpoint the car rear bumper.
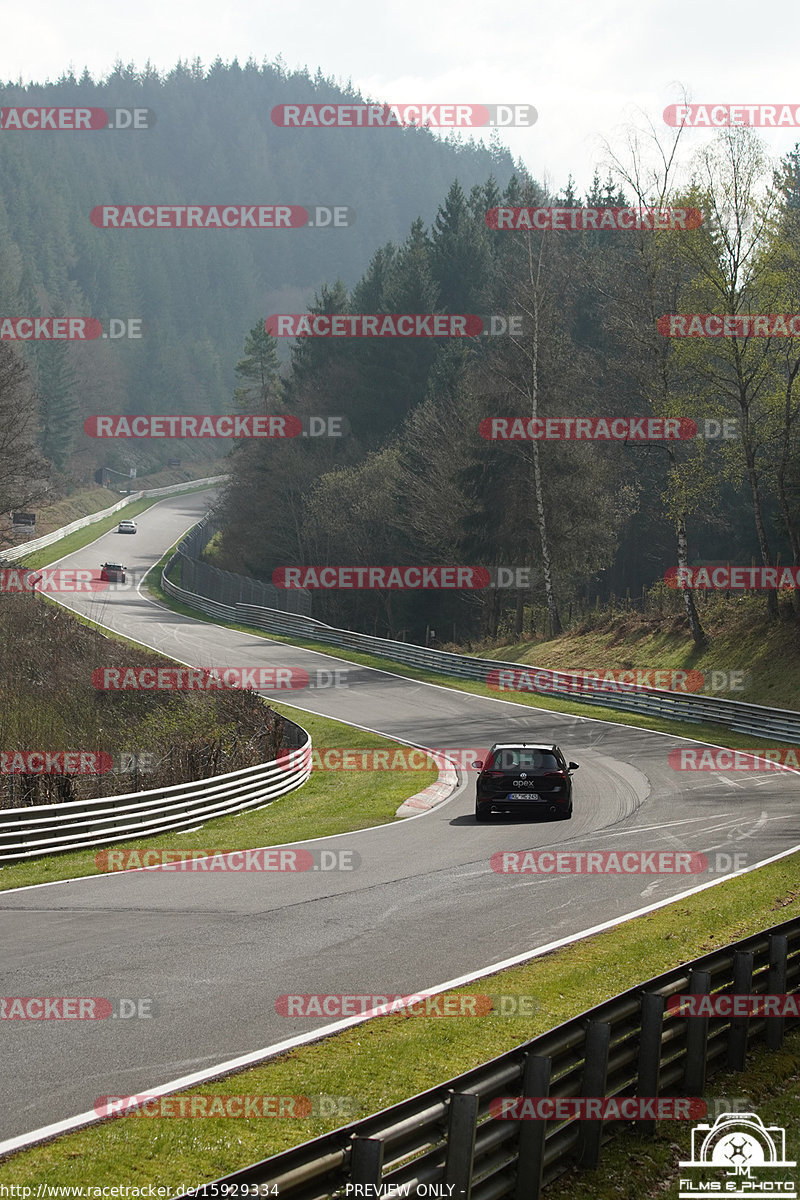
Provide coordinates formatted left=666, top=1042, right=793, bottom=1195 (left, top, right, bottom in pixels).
left=476, top=796, right=569, bottom=812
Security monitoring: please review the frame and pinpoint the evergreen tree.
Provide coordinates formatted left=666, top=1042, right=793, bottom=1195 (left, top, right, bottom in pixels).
left=36, top=338, right=77, bottom=472
left=233, top=320, right=282, bottom=410
left=431, top=180, right=491, bottom=312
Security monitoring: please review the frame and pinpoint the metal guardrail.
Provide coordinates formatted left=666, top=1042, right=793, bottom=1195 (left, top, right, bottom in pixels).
left=0, top=475, right=318, bottom=866
left=165, top=514, right=312, bottom=616
left=1, top=475, right=228, bottom=562
left=0, top=730, right=311, bottom=864
left=234, top=610, right=800, bottom=743
left=160, top=568, right=800, bottom=744
left=182, top=916, right=800, bottom=1199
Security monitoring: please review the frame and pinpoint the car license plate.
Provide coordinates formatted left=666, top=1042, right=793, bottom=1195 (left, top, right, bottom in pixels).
left=508, top=792, right=540, bottom=800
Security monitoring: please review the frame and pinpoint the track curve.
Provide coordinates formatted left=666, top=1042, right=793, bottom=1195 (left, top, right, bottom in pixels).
left=1, top=488, right=798, bottom=1146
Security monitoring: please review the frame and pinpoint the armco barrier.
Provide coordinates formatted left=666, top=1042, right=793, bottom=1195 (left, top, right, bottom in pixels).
left=164, top=513, right=311, bottom=616
left=1, top=475, right=228, bottom=563
left=161, top=571, right=800, bottom=745
left=181, top=918, right=800, bottom=1198
left=0, top=728, right=311, bottom=863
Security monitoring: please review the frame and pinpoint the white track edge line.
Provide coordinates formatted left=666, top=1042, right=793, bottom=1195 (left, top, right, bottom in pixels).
left=3, top=832, right=800, bottom=1160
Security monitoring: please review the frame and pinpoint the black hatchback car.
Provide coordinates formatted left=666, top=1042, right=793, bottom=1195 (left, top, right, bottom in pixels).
left=473, top=743, right=578, bottom=821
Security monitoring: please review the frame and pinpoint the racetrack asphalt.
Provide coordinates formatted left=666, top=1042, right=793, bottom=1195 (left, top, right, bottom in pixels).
left=1, top=488, right=798, bottom=1146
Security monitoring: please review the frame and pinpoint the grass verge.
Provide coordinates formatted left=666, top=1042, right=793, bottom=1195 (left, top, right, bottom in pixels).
left=545, top=1032, right=800, bottom=1199
left=0, top=700, right=438, bottom=892
left=467, top=595, right=800, bottom=713
left=3, top=486, right=128, bottom=538
left=15, top=485, right=222, bottom=571
left=1, top=851, right=798, bottom=1186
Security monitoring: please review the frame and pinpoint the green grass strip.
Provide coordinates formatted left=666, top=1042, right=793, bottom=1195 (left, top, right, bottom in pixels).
left=1, top=850, right=797, bottom=1186
left=0, top=701, right=438, bottom=892
left=17, top=485, right=221, bottom=571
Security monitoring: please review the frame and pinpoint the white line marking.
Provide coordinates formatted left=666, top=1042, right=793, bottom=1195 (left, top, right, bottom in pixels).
left=4, top=496, right=800, bottom=1155
left=576, top=815, right=729, bottom=840
left=3, top=833, right=800, bottom=1159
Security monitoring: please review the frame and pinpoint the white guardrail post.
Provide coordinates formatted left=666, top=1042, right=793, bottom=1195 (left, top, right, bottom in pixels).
left=0, top=475, right=229, bottom=562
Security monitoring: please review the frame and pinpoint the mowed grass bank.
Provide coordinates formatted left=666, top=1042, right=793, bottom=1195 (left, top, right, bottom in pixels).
left=0, top=700, right=438, bottom=892
left=469, top=593, right=800, bottom=713
left=1, top=848, right=798, bottom=1187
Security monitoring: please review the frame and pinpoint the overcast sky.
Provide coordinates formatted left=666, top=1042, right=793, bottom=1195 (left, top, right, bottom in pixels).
left=3, top=0, right=800, bottom=193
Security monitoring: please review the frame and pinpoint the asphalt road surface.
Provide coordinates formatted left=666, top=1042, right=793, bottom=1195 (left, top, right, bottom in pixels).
left=1, top=488, right=798, bottom=1146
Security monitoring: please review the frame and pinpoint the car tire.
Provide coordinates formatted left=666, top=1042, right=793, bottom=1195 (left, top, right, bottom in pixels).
left=475, top=804, right=492, bottom=822
left=555, top=805, right=573, bottom=820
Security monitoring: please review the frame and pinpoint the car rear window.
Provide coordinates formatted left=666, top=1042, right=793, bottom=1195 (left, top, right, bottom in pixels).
left=486, top=749, right=560, bottom=771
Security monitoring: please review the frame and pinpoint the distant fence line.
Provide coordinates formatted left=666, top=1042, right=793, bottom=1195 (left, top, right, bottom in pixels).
left=0, top=475, right=229, bottom=563
left=168, top=514, right=312, bottom=616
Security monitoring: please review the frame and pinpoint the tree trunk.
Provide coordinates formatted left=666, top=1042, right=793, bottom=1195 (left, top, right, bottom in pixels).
left=743, top=447, right=779, bottom=619
left=676, top=510, right=707, bottom=648
left=527, top=240, right=562, bottom=636
left=489, top=586, right=500, bottom=639
left=532, top=439, right=562, bottom=635
left=775, top=363, right=800, bottom=616
left=515, top=589, right=524, bottom=637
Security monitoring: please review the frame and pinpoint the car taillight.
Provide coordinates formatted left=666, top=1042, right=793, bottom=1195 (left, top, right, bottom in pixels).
left=485, top=770, right=505, bottom=779
left=543, top=771, right=567, bottom=779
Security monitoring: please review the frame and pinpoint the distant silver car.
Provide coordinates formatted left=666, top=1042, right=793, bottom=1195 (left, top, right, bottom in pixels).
left=117, top=519, right=137, bottom=534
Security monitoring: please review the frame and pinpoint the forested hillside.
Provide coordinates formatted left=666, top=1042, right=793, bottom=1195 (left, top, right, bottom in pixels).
left=1, top=59, right=798, bottom=650
left=214, top=137, right=800, bottom=643
left=0, top=59, right=514, bottom=483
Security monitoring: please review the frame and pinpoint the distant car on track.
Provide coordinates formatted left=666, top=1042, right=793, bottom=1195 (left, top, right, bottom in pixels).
left=117, top=519, right=137, bottom=534
left=100, top=562, right=126, bottom=583
left=473, top=742, right=578, bottom=822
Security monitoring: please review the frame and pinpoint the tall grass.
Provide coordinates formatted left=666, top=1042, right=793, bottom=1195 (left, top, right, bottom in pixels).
left=0, top=594, right=283, bottom=808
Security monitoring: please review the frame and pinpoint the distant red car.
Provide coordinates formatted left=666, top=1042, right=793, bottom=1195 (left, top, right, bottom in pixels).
left=100, top=562, right=126, bottom=583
